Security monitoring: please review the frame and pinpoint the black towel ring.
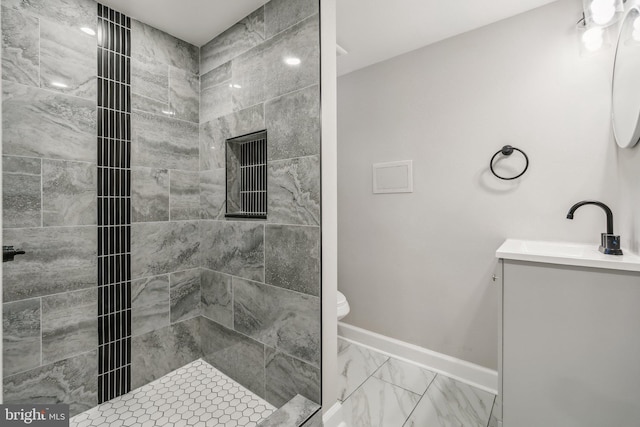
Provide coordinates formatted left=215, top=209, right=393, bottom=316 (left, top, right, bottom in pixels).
left=490, top=145, right=529, bottom=180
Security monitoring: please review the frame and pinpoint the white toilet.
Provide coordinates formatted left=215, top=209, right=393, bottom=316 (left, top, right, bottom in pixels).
left=337, top=291, right=350, bottom=320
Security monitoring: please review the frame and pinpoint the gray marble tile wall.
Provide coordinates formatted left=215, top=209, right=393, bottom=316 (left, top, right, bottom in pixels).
left=128, top=16, right=204, bottom=391
left=1, top=0, right=99, bottom=415
left=131, top=317, right=201, bottom=389
left=131, top=275, right=170, bottom=337
left=3, top=0, right=322, bottom=415
left=198, top=0, right=321, bottom=409
left=129, top=17, right=199, bottom=232
left=2, top=0, right=203, bottom=413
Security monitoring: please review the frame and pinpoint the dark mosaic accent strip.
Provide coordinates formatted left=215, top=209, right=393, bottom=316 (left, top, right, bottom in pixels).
left=97, top=2, right=132, bottom=404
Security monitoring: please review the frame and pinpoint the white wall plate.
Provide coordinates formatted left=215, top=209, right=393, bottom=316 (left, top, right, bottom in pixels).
left=372, top=160, right=413, bottom=194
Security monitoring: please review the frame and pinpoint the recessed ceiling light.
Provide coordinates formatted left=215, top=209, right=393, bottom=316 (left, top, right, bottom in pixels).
left=229, top=83, right=242, bottom=89
left=51, top=81, right=69, bottom=88
left=80, top=27, right=96, bottom=36
left=284, top=57, right=301, bottom=66
left=162, top=110, right=176, bottom=116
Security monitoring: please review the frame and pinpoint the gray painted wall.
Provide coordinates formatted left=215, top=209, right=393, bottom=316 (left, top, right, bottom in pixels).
left=337, top=0, right=621, bottom=370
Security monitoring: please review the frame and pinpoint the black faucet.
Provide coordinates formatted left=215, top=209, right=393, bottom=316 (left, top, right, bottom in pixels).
left=3, top=246, right=26, bottom=262
left=566, top=201, right=623, bottom=255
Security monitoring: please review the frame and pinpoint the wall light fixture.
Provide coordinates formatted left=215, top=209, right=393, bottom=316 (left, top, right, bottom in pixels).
left=583, top=0, right=624, bottom=27
left=577, top=0, right=624, bottom=54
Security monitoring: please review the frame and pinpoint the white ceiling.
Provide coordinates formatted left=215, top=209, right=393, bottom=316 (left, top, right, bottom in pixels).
left=100, top=0, right=559, bottom=75
left=336, top=0, right=559, bottom=76
left=99, top=0, right=266, bottom=47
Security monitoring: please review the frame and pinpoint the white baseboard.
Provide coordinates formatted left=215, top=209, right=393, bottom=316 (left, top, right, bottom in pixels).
left=338, top=322, right=498, bottom=394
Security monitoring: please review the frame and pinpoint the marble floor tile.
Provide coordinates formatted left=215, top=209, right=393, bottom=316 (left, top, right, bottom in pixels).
left=1, top=6, right=39, bottom=87
left=488, top=409, right=499, bottom=427
left=201, top=269, right=233, bottom=328
left=404, top=375, right=495, bottom=427
left=169, top=268, right=201, bottom=323
left=200, top=7, right=265, bottom=75
left=2, top=155, right=41, bottom=229
left=341, top=376, right=420, bottom=427
left=40, top=18, right=96, bottom=99
left=3, top=350, right=98, bottom=417
left=42, top=159, right=96, bottom=226
left=373, top=357, right=436, bottom=395
left=488, top=395, right=501, bottom=427
left=337, top=338, right=389, bottom=402
left=71, top=359, right=275, bottom=427
left=41, top=288, right=98, bottom=365
left=2, top=299, right=41, bottom=377
left=336, top=339, right=498, bottom=427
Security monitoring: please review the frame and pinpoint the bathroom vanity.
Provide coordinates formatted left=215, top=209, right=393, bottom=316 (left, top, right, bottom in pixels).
left=495, top=240, right=640, bottom=427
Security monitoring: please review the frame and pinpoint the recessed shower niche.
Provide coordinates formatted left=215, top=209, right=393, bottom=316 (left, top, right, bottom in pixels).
left=225, top=130, right=268, bottom=219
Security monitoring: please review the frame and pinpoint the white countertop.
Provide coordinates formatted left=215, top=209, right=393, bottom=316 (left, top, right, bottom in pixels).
left=496, top=239, right=640, bottom=272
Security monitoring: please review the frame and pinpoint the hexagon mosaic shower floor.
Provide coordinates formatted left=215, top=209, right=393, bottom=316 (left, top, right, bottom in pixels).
left=71, top=359, right=275, bottom=427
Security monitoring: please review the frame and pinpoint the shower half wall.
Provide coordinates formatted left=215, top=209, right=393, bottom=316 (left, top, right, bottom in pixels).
left=1, top=0, right=321, bottom=416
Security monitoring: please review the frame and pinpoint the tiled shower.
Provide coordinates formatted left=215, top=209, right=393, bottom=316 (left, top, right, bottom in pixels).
left=1, top=0, right=321, bottom=420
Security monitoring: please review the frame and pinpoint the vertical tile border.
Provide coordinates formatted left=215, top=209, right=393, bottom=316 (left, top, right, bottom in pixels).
left=96, top=3, right=132, bottom=404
